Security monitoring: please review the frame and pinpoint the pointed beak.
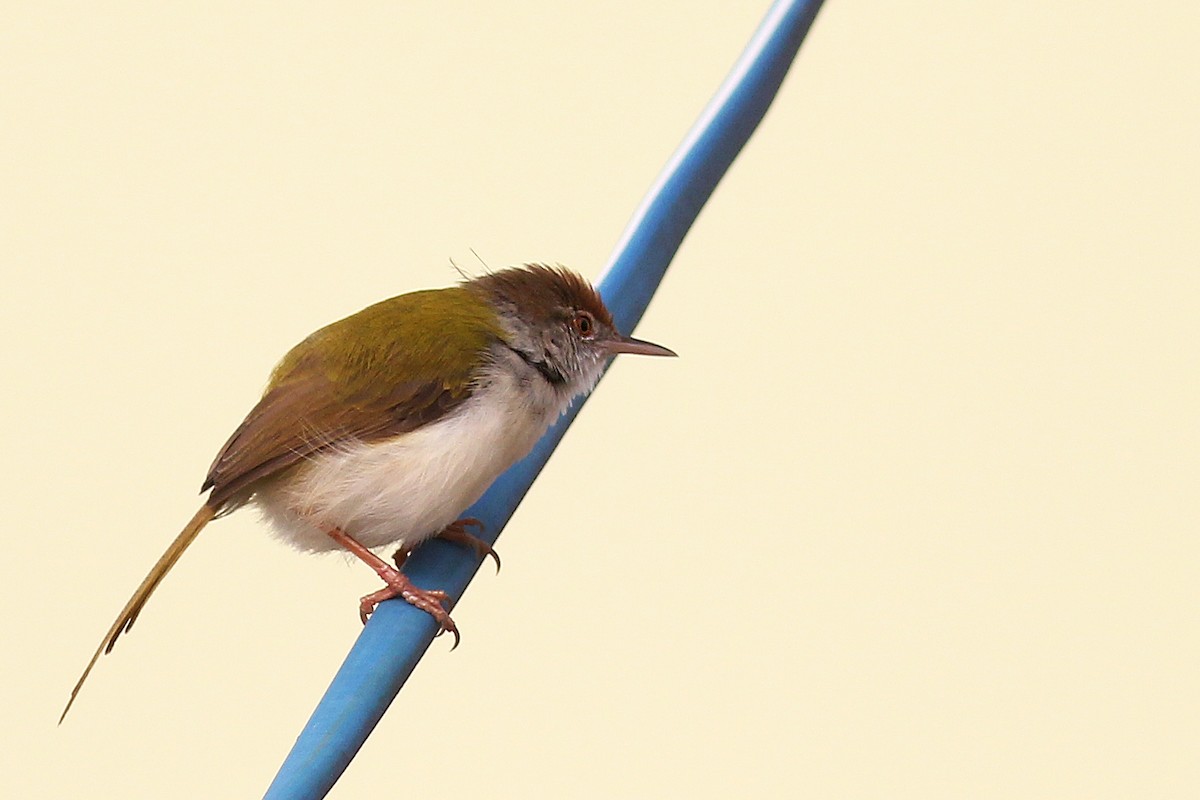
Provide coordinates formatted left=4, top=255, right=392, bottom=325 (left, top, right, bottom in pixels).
left=601, top=334, right=677, bottom=358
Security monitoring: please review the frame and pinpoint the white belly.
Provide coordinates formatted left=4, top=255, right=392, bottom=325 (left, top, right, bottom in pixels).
left=253, top=372, right=560, bottom=553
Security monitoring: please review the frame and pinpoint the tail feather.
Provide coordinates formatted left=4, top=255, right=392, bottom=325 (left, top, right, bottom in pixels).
left=60, top=504, right=217, bottom=723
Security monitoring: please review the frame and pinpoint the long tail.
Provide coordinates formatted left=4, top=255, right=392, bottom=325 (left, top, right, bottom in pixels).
left=60, top=503, right=217, bottom=723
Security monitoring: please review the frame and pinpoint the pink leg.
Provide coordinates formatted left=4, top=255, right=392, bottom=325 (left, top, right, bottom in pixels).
left=391, top=517, right=501, bottom=573
left=323, top=525, right=459, bottom=648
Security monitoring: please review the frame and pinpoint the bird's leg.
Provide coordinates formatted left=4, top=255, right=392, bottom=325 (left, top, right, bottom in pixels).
left=390, top=518, right=501, bottom=573
left=321, top=525, right=459, bottom=647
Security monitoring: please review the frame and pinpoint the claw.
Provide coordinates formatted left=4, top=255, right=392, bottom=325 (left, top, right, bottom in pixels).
left=434, top=623, right=462, bottom=650
left=437, top=518, right=501, bottom=573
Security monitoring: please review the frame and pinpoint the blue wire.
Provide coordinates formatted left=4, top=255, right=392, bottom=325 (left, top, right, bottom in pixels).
left=264, top=1, right=825, bottom=797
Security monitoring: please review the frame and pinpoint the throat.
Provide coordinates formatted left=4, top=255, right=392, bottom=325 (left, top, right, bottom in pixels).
left=506, top=343, right=567, bottom=386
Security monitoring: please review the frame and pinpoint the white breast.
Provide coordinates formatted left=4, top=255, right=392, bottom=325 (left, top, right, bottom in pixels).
left=253, top=359, right=564, bottom=553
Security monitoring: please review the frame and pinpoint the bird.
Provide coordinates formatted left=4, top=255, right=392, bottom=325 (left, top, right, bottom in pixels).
left=61, top=263, right=674, bottom=721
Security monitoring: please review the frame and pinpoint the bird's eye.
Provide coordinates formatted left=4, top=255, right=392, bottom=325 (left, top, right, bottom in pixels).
left=572, top=311, right=596, bottom=339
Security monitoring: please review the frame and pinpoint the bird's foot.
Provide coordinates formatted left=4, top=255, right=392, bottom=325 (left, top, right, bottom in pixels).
left=321, top=524, right=460, bottom=647
left=437, top=518, right=501, bottom=572
left=391, top=517, right=500, bottom=573
left=358, top=569, right=459, bottom=648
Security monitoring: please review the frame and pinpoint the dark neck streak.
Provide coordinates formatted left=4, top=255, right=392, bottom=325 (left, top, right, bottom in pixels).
left=505, top=343, right=568, bottom=387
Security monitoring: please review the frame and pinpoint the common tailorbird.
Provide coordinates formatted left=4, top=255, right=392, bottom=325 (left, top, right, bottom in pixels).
left=62, top=263, right=674, bottom=720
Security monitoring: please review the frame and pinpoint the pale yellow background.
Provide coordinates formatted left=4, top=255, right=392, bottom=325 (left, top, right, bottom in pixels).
left=3, top=2, right=1198, bottom=798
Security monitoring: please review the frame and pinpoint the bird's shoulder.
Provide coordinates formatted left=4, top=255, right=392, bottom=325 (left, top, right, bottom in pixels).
left=272, top=286, right=502, bottom=397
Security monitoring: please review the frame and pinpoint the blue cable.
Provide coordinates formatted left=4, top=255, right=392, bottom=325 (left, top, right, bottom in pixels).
left=264, top=1, right=825, bottom=796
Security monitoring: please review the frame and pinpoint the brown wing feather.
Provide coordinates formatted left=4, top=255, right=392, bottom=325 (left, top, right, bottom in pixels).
left=203, top=373, right=472, bottom=509
left=203, top=284, right=497, bottom=509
